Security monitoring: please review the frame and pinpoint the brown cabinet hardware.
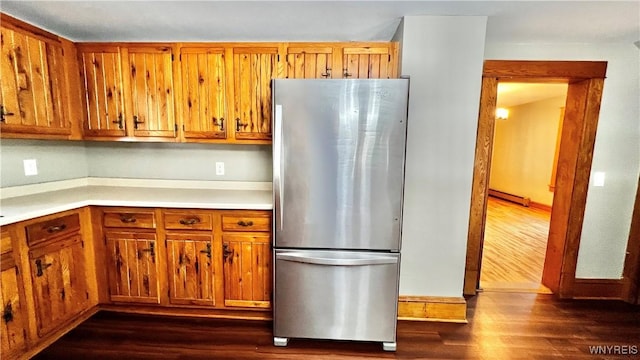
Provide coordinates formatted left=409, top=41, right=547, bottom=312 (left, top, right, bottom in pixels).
left=222, top=243, right=233, bottom=259
left=46, top=224, right=67, bottom=233
left=133, top=115, right=145, bottom=129
left=112, top=113, right=124, bottom=129
left=199, top=243, right=212, bottom=259
left=343, top=70, right=352, bottom=78
left=119, top=215, right=137, bottom=223
left=235, top=118, right=241, bottom=132
left=321, top=68, right=332, bottom=78
left=236, top=220, right=254, bottom=227
left=179, top=217, right=200, bottom=226
left=0, top=105, right=15, bottom=123
left=140, top=242, right=156, bottom=257
left=219, top=117, right=225, bottom=131
left=2, top=303, right=13, bottom=324
left=35, top=259, right=53, bottom=277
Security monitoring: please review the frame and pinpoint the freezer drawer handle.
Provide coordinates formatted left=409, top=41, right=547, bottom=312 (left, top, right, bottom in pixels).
left=277, top=253, right=397, bottom=266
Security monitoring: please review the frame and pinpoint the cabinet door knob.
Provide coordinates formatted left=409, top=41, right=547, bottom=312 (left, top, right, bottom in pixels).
left=235, top=118, right=241, bottom=132
left=222, top=243, right=233, bottom=260
left=35, top=259, right=53, bottom=277
left=199, top=243, right=212, bottom=259
left=112, top=113, right=124, bottom=129
left=133, top=115, right=145, bottom=129
left=139, top=242, right=155, bottom=257
left=0, top=105, right=15, bottom=123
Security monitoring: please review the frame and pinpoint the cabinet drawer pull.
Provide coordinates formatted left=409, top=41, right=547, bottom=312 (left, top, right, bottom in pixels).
left=2, top=303, right=13, bottom=324
left=199, top=243, right=212, bottom=259
left=35, top=259, right=53, bottom=277
left=237, top=220, right=254, bottom=227
left=46, top=224, right=67, bottom=233
left=120, top=215, right=137, bottom=223
left=179, top=217, right=200, bottom=226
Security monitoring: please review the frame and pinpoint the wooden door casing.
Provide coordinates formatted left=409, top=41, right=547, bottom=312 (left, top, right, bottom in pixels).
left=78, top=45, right=127, bottom=137
left=232, top=47, right=278, bottom=141
left=105, top=231, right=160, bottom=304
left=0, top=26, right=68, bottom=135
left=125, top=46, right=176, bottom=138
left=222, top=233, right=271, bottom=308
left=180, top=47, right=228, bottom=140
left=286, top=46, right=333, bottom=79
left=166, top=233, right=215, bottom=306
left=28, top=235, right=89, bottom=337
left=0, top=253, right=27, bottom=357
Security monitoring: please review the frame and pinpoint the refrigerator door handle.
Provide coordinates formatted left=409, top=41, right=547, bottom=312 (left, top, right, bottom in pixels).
left=276, top=252, right=398, bottom=266
left=274, top=104, right=284, bottom=231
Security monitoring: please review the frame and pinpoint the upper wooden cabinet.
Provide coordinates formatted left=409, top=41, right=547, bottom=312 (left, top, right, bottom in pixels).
left=286, top=46, right=333, bottom=79
left=77, top=44, right=177, bottom=140
left=231, top=46, right=282, bottom=141
left=178, top=46, right=228, bottom=141
left=78, top=46, right=126, bottom=137
left=0, top=21, right=70, bottom=138
left=340, top=45, right=397, bottom=79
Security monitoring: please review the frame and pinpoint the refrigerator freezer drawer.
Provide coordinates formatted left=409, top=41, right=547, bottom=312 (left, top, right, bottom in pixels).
left=273, top=250, right=400, bottom=343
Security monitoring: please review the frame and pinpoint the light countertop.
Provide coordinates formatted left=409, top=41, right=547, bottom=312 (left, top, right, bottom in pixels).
left=0, top=178, right=273, bottom=226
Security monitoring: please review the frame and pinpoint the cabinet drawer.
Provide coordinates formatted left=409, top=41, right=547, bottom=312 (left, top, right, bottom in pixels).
left=1, top=229, right=12, bottom=255
left=103, top=210, right=156, bottom=229
left=26, top=213, right=81, bottom=247
left=164, top=211, right=213, bottom=230
left=222, top=214, right=271, bottom=232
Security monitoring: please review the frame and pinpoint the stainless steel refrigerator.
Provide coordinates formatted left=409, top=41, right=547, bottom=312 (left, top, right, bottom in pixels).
left=272, top=79, right=409, bottom=352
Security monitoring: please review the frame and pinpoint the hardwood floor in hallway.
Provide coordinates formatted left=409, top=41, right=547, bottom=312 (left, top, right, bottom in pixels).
left=480, top=196, right=551, bottom=292
left=35, top=292, right=640, bottom=359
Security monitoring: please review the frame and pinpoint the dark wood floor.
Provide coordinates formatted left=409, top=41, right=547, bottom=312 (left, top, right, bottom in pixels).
left=35, top=292, right=640, bottom=359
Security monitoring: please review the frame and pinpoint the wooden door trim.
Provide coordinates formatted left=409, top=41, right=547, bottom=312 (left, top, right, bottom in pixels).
left=622, top=175, right=640, bottom=304
left=464, top=60, right=607, bottom=298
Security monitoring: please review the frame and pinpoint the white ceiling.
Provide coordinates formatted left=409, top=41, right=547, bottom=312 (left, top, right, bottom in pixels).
left=1, top=1, right=638, bottom=43
left=497, top=83, right=568, bottom=107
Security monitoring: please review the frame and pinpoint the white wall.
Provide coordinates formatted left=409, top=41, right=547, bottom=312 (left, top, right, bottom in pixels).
left=399, top=16, right=487, bottom=297
left=490, top=96, right=566, bottom=206
left=485, top=43, right=640, bottom=279
left=0, top=140, right=272, bottom=187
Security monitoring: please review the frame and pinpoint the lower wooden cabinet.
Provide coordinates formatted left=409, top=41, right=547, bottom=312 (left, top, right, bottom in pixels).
left=166, top=233, right=215, bottom=306
left=222, top=233, right=271, bottom=308
left=105, top=231, right=160, bottom=304
left=1, top=248, right=27, bottom=358
left=28, top=233, right=90, bottom=337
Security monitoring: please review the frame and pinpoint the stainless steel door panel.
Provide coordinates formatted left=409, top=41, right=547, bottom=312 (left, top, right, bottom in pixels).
left=273, top=249, right=400, bottom=342
left=273, top=79, right=409, bottom=250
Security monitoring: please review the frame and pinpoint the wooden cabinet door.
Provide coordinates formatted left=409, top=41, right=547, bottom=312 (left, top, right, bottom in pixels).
left=286, top=46, right=333, bottom=79
left=29, top=235, right=89, bottom=337
left=180, top=47, right=227, bottom=140
left=78, top=45, right=127, bottom=137
left=341, top=46, right=394, bottom=79
left=0, top=26, right=68, bottom=135
left=0, top=254, right=26, bottom=357
left=166, top=233, right=215, bottom=306
left=105, top=231, right=160, bottom=304
left=125, top=46, right=176, bottom=138
left=222, top=233, right=271, bottom=308
left=232, top=47, right=279, bottom=141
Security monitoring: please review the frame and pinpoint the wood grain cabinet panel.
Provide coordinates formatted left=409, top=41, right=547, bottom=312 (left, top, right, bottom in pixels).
left=0, top=26, right=68, bottom=136
left=286, top=46, right=333, bottom=79
left=166, top=233, right=215, bottom=306
left=125, top=46, right=176, bottom=138
left=222, top=233, right=271, bottom=309
left=232, top=47, right=279, bottom=141
left=28, top=234, right=89, bottom=337
left=77, top=45, right=127, bottom=137
left=341, top=46, right=394, bottom=79
left=0, top=242, right=27, bottom=358
left=105, top=232, right=160, bottom=304
left=179, top=47, right=228, bottom=140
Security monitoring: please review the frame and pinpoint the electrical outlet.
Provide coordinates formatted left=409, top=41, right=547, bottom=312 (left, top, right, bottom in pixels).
left=23, top=159, right=38, bottom=176
left=593, top=171, right=606, bottom=187
left=215, top=162, right=225, bottom=176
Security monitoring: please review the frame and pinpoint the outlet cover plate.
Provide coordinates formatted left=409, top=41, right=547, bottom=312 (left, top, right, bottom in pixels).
left=215, top=162, right=225, bottom=176
left=24, top=159, right=38, bottom=176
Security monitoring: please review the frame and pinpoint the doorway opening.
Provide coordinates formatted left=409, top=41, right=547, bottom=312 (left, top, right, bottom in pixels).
left=479, top=82, right=568, bottom=293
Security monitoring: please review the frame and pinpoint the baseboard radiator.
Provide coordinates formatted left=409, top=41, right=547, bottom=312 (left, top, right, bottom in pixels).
left=488, top=189, right=530, bottom=207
